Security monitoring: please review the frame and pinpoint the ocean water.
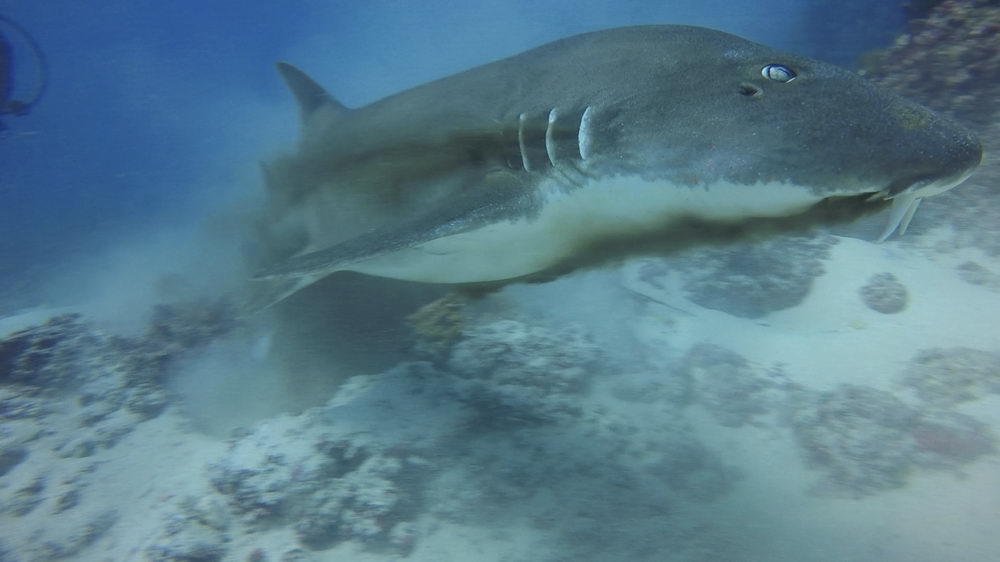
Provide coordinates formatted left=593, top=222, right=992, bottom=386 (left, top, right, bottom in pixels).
left=1, top=2, right=998, bottom=561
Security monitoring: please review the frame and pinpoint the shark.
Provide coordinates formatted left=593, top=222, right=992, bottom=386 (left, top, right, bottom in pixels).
left=249, top=24, right=981, bottom=308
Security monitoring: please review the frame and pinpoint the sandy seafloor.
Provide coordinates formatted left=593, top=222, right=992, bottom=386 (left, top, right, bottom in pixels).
left=3, top=199, right=1000, bottom=561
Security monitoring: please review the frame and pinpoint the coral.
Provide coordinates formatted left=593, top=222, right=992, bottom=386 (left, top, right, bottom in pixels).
left=789, top=385, right=921, bottom=496
left=787, top=384, right=995, bottom=496
left=899, top=346, right=1000, bottom=406
left=911, top=410, right=995, bottom=468
left=859, top=272, right=909, bottom=314
left=446, top=319, right=601, bottom=424
left=672, top=234, right=837, bottom=318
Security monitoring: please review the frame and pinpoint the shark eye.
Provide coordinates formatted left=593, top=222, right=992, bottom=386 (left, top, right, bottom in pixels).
left=761, top=64, right=796, bottom=83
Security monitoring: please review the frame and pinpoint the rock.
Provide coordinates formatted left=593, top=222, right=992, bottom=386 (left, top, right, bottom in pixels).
left=859, top=272, right=908, bottom=314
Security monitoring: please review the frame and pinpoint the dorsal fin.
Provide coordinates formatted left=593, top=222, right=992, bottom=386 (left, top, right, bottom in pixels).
left=275, top=61, right=349, bottom=123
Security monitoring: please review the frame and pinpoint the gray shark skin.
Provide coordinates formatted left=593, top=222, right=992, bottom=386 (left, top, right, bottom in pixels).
left=250, top=25, right=981, bottom=308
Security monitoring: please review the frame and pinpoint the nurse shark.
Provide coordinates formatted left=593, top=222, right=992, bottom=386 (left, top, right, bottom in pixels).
left=249, top=25, right=981, bottom=308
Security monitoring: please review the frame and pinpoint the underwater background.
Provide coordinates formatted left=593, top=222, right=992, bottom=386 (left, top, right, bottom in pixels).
left=2, top=1, right=999, bottom=561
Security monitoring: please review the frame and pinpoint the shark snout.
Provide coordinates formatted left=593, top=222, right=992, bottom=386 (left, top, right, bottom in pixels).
left=948, top=127, right=984, bottom=184
left=891, top=121, right=982, bottom=198
left=876, top=119, right=982, bottom=242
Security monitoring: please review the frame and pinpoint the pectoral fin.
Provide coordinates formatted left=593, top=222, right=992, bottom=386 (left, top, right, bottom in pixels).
left=244, top=170, right=533, bottom=312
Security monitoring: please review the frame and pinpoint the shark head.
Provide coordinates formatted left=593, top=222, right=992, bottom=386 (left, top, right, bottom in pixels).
left=564, top=26, right=981, bottom=241
left=248, top=25, right=982, bottom=309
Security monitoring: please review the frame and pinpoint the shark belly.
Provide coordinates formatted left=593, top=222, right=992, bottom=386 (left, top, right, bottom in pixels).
left=350, top=175, right=827, bottom=283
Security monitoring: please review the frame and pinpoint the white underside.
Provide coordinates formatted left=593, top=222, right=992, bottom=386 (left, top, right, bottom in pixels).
left=350, top=175, right=837, bottom=283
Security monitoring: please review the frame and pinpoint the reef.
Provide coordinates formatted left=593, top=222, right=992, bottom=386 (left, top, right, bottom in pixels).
left=862, top=0, right=1000, bottom=126
left=2, top=301, right=997, bottom=560
left=147, top=318, right=744, bottom=560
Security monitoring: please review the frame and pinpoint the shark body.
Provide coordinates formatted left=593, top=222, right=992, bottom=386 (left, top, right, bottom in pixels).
left=251, top=25, right=981, bottom=307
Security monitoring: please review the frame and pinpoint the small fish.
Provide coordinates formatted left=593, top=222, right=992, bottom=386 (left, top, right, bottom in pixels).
left=249, top=25, right=981, bottom=309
